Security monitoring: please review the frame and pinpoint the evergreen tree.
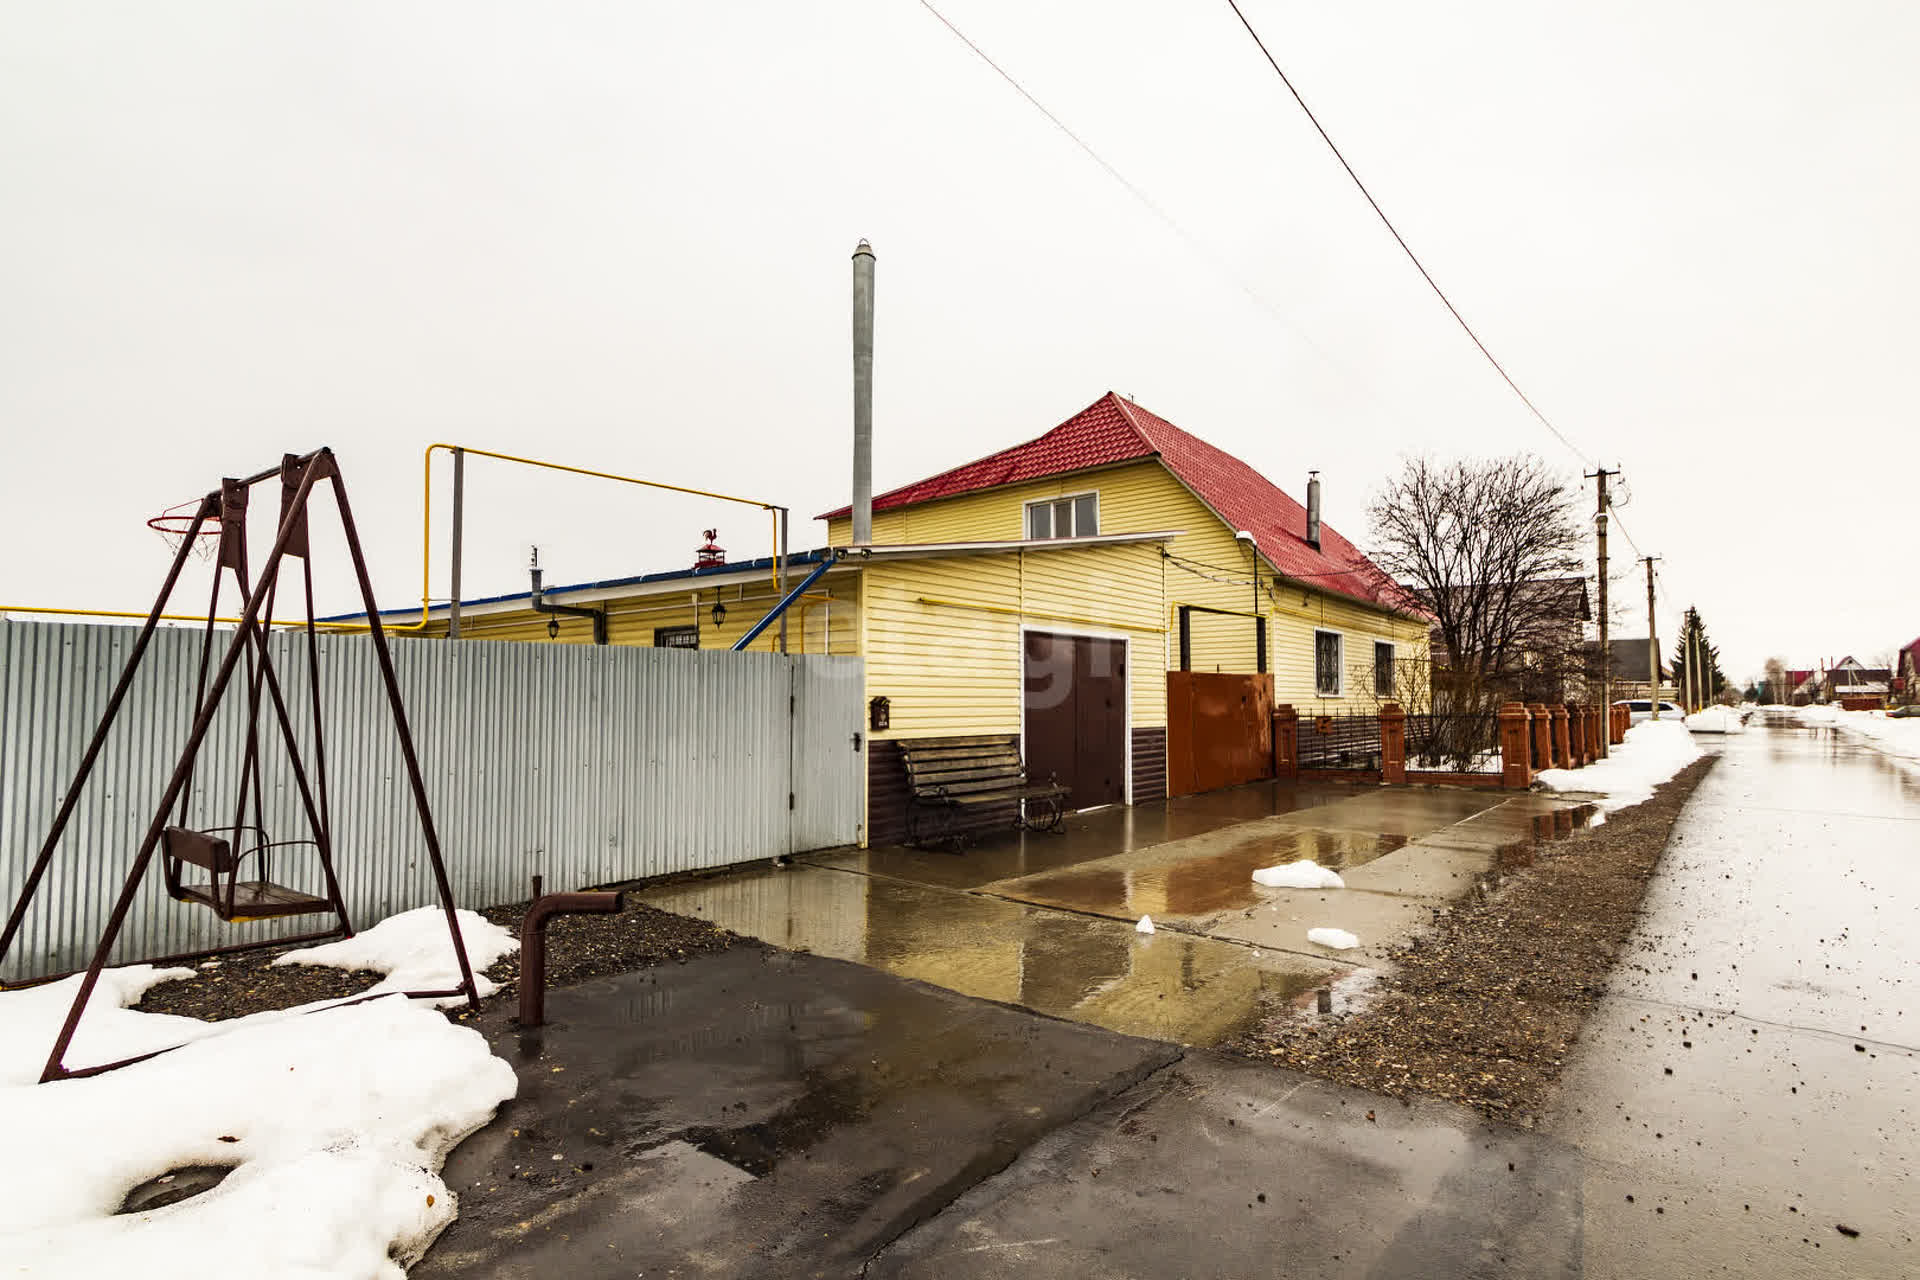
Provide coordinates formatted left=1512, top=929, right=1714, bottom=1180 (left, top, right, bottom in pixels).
left=1671, top=607, right=1728, bottom=707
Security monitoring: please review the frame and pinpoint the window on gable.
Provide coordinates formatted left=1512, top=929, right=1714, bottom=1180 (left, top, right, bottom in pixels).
left=1025, top=492, right=1099, bottom=540
left=1315, top=630, right=1342, bottom=697
left=1374, top=642, right=1395, bottom=697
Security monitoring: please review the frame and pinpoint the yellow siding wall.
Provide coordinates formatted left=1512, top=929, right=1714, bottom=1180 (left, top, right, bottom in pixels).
left=830, top=459, right=1428, bottom=713
left=412, top=573, right=861, bottom=656
left=862, top=541, right=1166, bottom=739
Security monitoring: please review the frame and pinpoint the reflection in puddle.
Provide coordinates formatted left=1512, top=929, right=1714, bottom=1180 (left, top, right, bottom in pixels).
left=641, top=869, right=1340, bottom=1048
left=1493, top=803, right=1599, bottom=877
left=1001, top=829, right=1407, bottom=920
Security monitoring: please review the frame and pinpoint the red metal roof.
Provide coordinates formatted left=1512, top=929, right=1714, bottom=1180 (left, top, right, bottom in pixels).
left=821, top=392, right=1409, bottom=614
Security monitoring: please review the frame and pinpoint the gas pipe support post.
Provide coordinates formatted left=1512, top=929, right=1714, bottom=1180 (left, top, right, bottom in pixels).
left=519, top=877, right=624, bottom=1028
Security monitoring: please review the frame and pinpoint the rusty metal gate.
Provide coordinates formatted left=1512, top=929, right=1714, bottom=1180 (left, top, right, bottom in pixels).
left=1165, top=671, right=1274, bottom=797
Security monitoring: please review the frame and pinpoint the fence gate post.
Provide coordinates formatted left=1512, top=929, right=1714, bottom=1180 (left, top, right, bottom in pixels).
left=1272, top=704, right=1298, bottom=780
left=1528, top=703, right=1550, bottom=771
left=1499, top=702, right=1533, bottom=790
left=1379, top=703, right=1406, bottom=784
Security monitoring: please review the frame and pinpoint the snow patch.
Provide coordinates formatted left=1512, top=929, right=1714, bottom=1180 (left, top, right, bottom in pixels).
left=1251, top=859, right=1345, bottom=890
left=1684, top=706, right=1745, bottom=734
left=276, top=906, right=518, bottom=1003
left=1802, top=705, right=1920, bottom=765
left=1536, top=719, right=1702, bottom=812
left=1307, top=927, right=1359, bottom=951
left=1135, top=915, right=1155, bottom=935
left=0, top=971, right=515, bottom=1278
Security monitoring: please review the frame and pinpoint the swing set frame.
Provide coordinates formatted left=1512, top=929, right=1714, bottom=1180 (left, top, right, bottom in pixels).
left=0, top=449, right=480, bottom=1083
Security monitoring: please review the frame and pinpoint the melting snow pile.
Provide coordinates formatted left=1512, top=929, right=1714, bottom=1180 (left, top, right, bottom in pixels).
left=1684, top=706, right=1745, bottom=734
left=1307, top=927, right=1359, bottom=951
left=1807, top=706, right=1920, bottom=766
left=0, top=914, right=520, bottom=1278
left=1535, top=719, right=1702, bottom=812
left=276, top=906, right=520, bottom=1003
left=1135, top=915, right=1155, bottom=935
left=1251, top=860, right=1345, bottom=890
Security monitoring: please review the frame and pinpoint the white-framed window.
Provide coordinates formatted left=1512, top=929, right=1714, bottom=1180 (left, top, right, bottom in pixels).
left=1374, top=641, right=1395, bottom=697
left=1025, top=491, right=1099, bottom=540
left=1315, top=629, right=1343, bottom=697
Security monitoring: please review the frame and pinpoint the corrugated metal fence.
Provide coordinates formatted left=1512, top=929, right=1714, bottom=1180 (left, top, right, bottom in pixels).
left=0, top=619, right=864, bottom=979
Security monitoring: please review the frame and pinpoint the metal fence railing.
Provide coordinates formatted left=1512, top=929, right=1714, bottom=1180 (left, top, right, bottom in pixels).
left=1405, top=712, right=1502, bottom=774
left=1298, top=713, right=1382, bottom=769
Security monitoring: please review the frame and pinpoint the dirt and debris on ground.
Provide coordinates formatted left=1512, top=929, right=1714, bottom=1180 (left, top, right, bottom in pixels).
left=134, top=893, right=738, bottom=1023
left=1225, top=756, right=1719, bottom=1123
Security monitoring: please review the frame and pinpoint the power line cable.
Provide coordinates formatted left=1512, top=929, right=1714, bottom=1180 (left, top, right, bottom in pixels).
left=914, top=0, right=1397, bottom=412
left=1220, top=0, right=1591, bottom=467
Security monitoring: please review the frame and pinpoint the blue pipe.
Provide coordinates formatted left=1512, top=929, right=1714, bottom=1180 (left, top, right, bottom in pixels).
left=730, top=554, right=838, bottom=652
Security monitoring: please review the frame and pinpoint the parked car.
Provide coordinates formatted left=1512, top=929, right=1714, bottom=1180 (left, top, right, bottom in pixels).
left=1614, top=699, right=1682, bottom=725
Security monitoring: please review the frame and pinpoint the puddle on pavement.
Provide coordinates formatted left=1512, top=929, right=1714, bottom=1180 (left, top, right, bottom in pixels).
left=991, top=827, right=1409, bottom=921
left=1486, top=802, right=1599, bottom=881
left=118, top=1164, right=234, bottom=1214
left=681, top=1071, right=866, bottom=1177
left=641, top=867, right=1342, bottom=1047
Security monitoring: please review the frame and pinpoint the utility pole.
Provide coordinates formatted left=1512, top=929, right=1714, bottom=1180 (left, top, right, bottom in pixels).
left=1644, top=557, right=1661, bottom=720
left=1586, top=467, right=1619, bottom=756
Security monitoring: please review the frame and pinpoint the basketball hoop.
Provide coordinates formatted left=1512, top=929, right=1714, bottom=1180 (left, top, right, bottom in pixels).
left=147, top=501, right=222, bottom=562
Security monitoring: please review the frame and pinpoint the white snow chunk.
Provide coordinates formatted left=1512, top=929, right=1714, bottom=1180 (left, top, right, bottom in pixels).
left=276, top=906, right=518, bottom=1003
left=1684, top=706, right=1745, bottom=734
left=1252, top=859, right=1345, bottom=890
left=1307, top=927, right=1360, bottom=951
left=1136, top=915, right=1155, bottom=935
left=0, top=977, right=516, bottom=1278
left=1536, top=719, right=1702, bottom=812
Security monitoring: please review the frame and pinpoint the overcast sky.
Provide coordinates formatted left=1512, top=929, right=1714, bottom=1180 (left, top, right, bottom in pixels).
left=3, top=1, right=1914, bottom=679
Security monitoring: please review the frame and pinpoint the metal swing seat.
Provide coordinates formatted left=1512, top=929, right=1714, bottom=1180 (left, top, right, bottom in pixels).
left=162, top=825, right=334, bottom=922
left=0, top=449, right=482, bottom=1084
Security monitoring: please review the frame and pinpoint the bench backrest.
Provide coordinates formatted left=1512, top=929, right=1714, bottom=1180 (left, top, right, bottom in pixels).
left=163, top=826, right=235, bottom=874
left=899, top=735, right=1028, bottom=797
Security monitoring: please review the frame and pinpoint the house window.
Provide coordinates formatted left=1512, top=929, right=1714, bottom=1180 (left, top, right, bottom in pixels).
left=1025, top=492, right=1098, bottom=540
left=1315, top=630, right=1342, bottom=697
left=654, top=625, right=699, bottom=649
left=1374, top=641, right=1395, bottom=697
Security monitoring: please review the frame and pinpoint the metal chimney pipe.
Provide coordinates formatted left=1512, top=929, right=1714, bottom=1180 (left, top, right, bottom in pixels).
left=1305, top=471, right=1322, bottom=550
left=852, top=238, right=875, bottom=545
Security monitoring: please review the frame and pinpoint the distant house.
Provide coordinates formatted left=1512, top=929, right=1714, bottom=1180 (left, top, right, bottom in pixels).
left=1896, top=638, right=1919, bottom=706
left=1787, top=669, right=1818, bottom=706
left=1597, top=638, right=1673, bottom=703
left=1825, top=656, right=1893, bottom=710
left=1417, top=577, right=1593, bottom=705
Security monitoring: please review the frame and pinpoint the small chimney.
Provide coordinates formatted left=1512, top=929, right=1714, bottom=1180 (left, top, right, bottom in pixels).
left=1305, top=471, right=1322, bottom=550
left=851, top=238, right=875, bottom=545
left=694, top=528, right=726, bottom=570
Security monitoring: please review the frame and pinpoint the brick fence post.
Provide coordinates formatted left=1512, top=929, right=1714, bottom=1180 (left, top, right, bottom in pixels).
left=1529, top=703, right=1551, bottom=771
left=1612, top=705, right=1626, bottom=744
left=1379, top=702, right=1406, bottom=784
left=1566, top=702, right=1586, bottom=765
left=1550, top=704, right=1572, bottom=770
left=1272, top=704, right=1298, bottom=780
left=1586, top=706, right=1603, bottom=759
left=1500, top=702, right=1533, bottom=789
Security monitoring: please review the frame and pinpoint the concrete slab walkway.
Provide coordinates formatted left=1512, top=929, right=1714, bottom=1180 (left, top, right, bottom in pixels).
left=643, top=777, right=1599, bottom=1044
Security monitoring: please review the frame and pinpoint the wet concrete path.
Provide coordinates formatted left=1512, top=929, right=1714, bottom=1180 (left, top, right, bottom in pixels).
left=642, top=778, right=1596, bottom=1047
left=1544, top=720, right=1920, bottom=1275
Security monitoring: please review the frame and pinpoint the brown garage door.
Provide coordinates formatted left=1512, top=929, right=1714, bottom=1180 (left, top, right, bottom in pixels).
left=1023, top=631, right=1127, bottom=809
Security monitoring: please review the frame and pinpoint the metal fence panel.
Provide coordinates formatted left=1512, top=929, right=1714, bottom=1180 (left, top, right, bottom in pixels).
left=0, top=619, right=864, bottom=978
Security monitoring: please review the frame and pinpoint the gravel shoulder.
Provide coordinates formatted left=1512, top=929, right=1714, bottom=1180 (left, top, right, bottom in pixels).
left=1225, top=756, right=1720, bottom=1123
left=134, top=893, right=739, bottom=1023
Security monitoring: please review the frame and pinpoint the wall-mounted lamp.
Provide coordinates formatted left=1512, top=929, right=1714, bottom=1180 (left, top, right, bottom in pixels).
left=711, top=600, right=727, bottom=629
left=547, top=617, right=560, bottom=639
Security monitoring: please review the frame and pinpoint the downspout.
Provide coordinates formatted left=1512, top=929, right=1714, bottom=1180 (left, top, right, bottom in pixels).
left=528, top=547, right=609, bottom=645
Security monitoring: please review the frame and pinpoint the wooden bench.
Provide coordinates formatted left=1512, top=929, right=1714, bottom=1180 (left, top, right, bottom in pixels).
left=899, top=735, right=1070, bottom=849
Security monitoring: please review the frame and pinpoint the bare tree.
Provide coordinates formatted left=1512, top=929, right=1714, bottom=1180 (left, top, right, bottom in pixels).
left=1762, top=656, right=1788, bottom=705
left=1366, top=454, right=1585, bottom=724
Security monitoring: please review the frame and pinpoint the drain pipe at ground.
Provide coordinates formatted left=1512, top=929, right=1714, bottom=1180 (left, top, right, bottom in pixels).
left=518, top=875, right=623, bottom=1027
